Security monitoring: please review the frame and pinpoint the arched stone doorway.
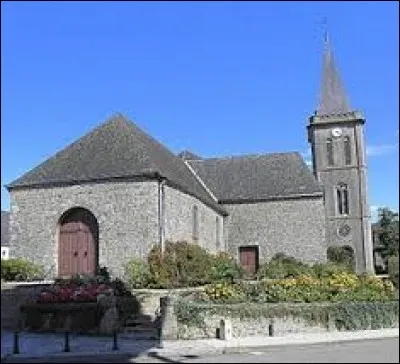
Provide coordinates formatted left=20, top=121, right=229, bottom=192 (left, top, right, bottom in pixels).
left=58, top=207, right=99, bottom=277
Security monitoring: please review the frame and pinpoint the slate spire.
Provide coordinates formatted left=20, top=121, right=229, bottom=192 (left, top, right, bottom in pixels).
left=317, top=31, right=351, bottom=116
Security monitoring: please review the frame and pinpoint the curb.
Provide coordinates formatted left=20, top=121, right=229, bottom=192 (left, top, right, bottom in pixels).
left=0, top=351, right=153, bottom=362
left=222, top=331, right=400, bottom=354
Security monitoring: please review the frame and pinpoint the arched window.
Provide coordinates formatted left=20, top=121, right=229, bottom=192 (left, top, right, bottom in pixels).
left=326, top=138, right=334, bottom=166
left=216, top=216, right=221, bottom=249
left=336, top=184, right=349, bottom=215
left=192, top=205, right=199, bottom=241
left=344, top=136, right=351, bottom=165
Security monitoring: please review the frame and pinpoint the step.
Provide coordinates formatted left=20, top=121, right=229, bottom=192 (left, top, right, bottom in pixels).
left=121, top=328, right=159, bottom=339
left=124, top=319, right=154, bottom=327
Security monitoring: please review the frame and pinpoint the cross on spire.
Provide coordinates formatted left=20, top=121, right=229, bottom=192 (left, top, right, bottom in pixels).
left=316, top=31, right=351, bottom=116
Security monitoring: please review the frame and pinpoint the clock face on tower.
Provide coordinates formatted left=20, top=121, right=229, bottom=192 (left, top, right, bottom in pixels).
left=331, top=128, right=343, bottom=138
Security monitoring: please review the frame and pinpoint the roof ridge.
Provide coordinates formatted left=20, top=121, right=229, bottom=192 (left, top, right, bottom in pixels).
left=200, top=151, right=301, bottom=162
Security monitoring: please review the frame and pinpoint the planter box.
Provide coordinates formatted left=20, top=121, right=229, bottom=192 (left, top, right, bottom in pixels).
left=20, top=302, right=103, bottom=334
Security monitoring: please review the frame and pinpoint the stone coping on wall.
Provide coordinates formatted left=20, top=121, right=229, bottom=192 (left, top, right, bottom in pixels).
left=1, top=281, right=55, bottom=288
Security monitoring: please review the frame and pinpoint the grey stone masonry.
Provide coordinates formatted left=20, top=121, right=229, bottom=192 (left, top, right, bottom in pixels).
left=224, top=197, right=327, bottom=264
left=163, top=185, right=225, bottom=254
left=9, top=181, right=160, bottom=278
left=308, top=113, right=374, bottom=273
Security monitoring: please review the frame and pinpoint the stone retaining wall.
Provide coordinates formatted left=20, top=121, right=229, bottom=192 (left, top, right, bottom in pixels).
left=172, top=300, right=400, bottom=340
left=177, top=315, right=331, bottom=340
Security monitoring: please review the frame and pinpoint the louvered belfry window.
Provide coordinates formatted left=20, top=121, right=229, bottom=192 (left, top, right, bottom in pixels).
left=337, top=184, right=349, bottom=215
left=327, top=138, right=334, bottom=166
left=344, top=136, right=351, bottom=165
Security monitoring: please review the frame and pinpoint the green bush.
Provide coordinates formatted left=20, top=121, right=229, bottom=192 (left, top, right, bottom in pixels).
left=174, top=300, right=399, bottom=334
left=210, top=252, right=244, bottom=283
left=1, top=258, right=44, bottom=282
left=311, top=262, right=353, bottom=278
left=124, top=258, right=152, bottom=289
left=388, top=255, right=399, bottom=288
left=110, top=278, right=132, bottom=297
left=96, top=266, right=111, bottom=283
left=327, top=246, right=355, bottom=270
left=258, top=253, right=313, bottom=279
left=148, top=241, right=212, bottom=288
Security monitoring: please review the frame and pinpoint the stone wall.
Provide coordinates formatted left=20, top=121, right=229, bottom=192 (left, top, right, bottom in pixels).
left=173, top=300, right=399, bottom=340
left=178, top=315, right=331, bottom=340
left=9, top=181, right=159, bottom=278
left=163, top=185, right=225, bottom=254
left=223, top=197, right=327, bottom=264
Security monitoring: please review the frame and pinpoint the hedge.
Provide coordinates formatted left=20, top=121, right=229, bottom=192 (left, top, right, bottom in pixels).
left=174, top=300, right=399, bottom=331
left=1, top=258, right=45, bottom=282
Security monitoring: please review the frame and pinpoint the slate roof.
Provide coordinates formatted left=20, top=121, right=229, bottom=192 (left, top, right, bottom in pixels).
left=6, top=114, right=227, bottom=215
left=188, top=152, right=323, bottom=202
left=6, top=114, right=322, bottom=210
left=1, top=211, right=10, bottom=247
left=317, top=32, right=350, bottom=116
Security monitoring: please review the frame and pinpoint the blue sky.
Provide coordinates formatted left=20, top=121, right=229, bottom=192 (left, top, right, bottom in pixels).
left=1, top=1, right=399, bottom=220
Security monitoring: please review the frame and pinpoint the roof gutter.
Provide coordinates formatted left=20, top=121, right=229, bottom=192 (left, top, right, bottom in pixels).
left=221, top=192, right=324, bottom=205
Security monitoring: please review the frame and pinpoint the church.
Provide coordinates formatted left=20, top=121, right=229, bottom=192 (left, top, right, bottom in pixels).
left=6, top=37, right=374, bottom=279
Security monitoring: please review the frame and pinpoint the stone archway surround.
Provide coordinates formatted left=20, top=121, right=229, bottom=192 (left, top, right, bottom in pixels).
left=57, top=207, right=99, bottom=277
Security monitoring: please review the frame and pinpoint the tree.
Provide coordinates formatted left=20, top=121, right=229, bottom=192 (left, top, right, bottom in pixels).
left=374, top=208, right=399, bottom=266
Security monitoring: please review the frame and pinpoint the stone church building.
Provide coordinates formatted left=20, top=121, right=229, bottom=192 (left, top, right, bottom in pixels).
left=6, top=37, right=374, bottom=278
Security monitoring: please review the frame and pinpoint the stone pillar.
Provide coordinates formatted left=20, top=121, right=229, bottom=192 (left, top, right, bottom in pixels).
left=219, top=319, right=232, bottom=340
left=160, top=296, right=178, bottom=340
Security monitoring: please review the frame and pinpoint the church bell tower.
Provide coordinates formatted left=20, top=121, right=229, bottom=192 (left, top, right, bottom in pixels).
left=307, top=33, right=374, bottom=273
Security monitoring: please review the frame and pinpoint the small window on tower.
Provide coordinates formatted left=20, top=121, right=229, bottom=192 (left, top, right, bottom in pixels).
left=344, top=136, right=351, bottom=165
left=326, top=138, right=334, bottom=166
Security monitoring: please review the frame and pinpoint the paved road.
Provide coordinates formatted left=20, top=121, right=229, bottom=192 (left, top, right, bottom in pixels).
left=184, top=338, right=400, bottom=363
left=2, top=337, right=399, bottom=363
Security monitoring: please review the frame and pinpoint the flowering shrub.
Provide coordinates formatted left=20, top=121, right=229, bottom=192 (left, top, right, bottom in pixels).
left=358, top=274, right=385, bottom=290
left=199, top=272, right=396, bottom=304
left=36, top=268, right=131, bottom=303
left=201, top=282, right=244, bottom=303
left=37, top=282, right=112, bottom=303
left=327, top=272, right=358, bottom=293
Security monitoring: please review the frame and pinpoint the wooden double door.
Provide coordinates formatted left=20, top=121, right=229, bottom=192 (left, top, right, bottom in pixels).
left=58, top=208, right=98, bottom=277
